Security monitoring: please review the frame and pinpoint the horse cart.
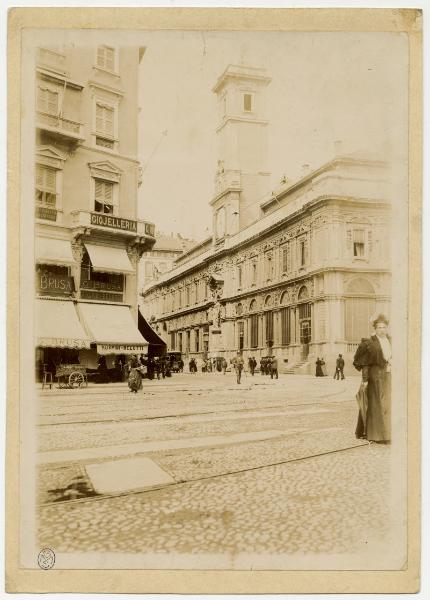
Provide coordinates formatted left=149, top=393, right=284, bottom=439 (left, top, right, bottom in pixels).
left=55, top=364, right=88, bottom=389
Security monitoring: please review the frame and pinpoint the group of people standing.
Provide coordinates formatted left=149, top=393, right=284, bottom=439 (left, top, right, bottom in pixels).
left=258, top=356, right=278, bottom=379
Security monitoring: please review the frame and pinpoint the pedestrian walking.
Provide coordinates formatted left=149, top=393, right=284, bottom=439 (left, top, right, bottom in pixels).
left=221, top=357, right=227, bottom=374
left=260, top=357, right=265, bottom=375
left=334, top=354, right=345, bottom=380
left=248, top=356, right=255, bottom=375
left=231, top=352, right=244, bottom=384
left=353, top=314, right=391, bottom=443
left=270, top=356, right=278, bottom=379
left=128, top=355, right=142, bottom=393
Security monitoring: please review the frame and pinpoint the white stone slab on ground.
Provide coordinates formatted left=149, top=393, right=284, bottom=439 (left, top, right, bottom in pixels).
left=85, top=457, right=175, bottom=494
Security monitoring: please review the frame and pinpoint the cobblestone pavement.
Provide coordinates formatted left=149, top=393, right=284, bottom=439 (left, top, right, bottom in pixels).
left=36, top=373, right=398, bottom=567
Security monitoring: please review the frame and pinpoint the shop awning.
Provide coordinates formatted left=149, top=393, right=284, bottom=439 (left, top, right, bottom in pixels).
left=138, top=309, right=167, bottom=347
left=78, top=302, right=148, bottom=355
left=84, top=242, right=134, bottom=274
left=36, top=299, right=91, bottom=349
left=36, top=237, right=75, bottom=267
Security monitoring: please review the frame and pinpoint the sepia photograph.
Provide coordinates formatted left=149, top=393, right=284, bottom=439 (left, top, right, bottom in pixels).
left=6, top=6, right=422, bottom=594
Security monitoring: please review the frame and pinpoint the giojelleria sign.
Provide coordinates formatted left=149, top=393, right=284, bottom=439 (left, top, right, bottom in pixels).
left=97, top=343, right=148, bottom=355
left=90, top=212, right=137, bottom=232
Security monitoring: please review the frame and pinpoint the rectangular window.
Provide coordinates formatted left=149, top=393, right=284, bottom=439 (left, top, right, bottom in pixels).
left=265, top=311, right=274, bottom=344
left=237, top=265, right=242, bottom=288
left=299, top=238, right=308, bottom=267
left=252, top=262, right=257, bottom=285
left=178, top=289, right=182, bottom=308
left=244, top=93, right=252, bottom=112
left=194, top=282, right=199, bottom=303
left=36, top=165, right=57, bottom=207
left=94, top=179, right=115, bottom=214
left=298, top=303, right=311, bottom=319
left=170, top=332, right=175, bottom=350
left=178, top=332, right=183, bottom=353
left=195, top=329, right=200, bottom=353
left=353, top=229, right=366, bottom=258
left=282, top=244, right=291, bottom=273
left=186, top=285, right=190, bottom=306
left=238, top=321, right=244, bottom=350
left=281, top=307, right=291, bottom=346
left=265, top=254, right=273, bottom=280
left=186, top=330, right=191, bottom=353
left=95, top=103, right=114, bottom=138
left=97, top=45, right=115, bottom=71
left=37, top=86, right=58, bottom=115
left=250, top=314, right=259, bottom=348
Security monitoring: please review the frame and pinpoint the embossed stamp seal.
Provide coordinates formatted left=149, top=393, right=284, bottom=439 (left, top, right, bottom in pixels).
left=37, top=547, right=55, bottom=570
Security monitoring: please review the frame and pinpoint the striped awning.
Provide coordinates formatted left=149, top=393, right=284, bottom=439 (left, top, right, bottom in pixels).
left=36, top=299, right=91, bottom=349
left=36, top=237, right=75, bottom=267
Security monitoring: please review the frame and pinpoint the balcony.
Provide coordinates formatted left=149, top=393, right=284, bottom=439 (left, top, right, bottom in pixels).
left=71, top=210, right=155, bottom=243
left=36, top=111, right=85, bottom=145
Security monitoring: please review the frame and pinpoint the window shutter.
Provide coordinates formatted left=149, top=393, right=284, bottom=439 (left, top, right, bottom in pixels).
left=95, top=179, right=104, bottom=201
left=97, top=46, right=105, bottom=67
left=105, top=47, right=115, bottom=71
left=36, top=165, right=44, bottom=187
left=104, top=181, right=113, bottom=202
left=104, top=107, right=114, bottom=135
left=95, top=104, right=104, bottom=132
left=37, top=87, right=46, bottom=111
left=47, top=90, right=58, bottom=115
left=44, top=168, right=56, bottom=192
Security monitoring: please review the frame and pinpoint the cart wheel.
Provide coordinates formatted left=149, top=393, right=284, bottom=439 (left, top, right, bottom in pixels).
left=69, top=371, right=85, bottom=388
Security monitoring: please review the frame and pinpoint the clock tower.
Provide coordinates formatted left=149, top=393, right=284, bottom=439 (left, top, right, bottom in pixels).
left=211, top=65, right=271, bottom=242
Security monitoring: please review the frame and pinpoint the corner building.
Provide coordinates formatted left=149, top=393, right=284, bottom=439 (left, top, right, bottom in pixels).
left=141, top=65, right=391, bottom=373
left=35, top=45, right=155, bottom=380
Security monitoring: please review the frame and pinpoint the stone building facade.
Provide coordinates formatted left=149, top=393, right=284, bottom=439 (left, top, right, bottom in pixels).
left=35, top=45, right=155, bottom=379
left=141, top=65, right=391, bottom=373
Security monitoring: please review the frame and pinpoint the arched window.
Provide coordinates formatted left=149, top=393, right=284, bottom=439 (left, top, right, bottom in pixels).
left=280, top=290, right=290, bottom=305
left=264, top=295, right=273, bottom=307
left=298, top=285, right=309, bottom=301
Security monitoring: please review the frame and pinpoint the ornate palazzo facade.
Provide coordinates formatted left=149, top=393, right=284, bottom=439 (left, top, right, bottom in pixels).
left=141, top=65, right=391, bottom=373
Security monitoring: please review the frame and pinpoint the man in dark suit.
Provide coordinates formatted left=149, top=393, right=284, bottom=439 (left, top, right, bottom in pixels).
left=334, top=354, right=345, bottom=380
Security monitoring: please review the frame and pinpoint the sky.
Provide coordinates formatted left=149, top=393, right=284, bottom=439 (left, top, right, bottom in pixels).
left=137, top=30, right=408, bottom=241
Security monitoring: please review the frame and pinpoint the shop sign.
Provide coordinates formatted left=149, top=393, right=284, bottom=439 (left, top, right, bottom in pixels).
left=97, top=343, right=148, bottom=355
left=81, top=279, right=123, bottom=292
left=37, top=272, right=74, bottom=295
left=38, top=337, right=90, bottom=349
left=80, top=290, right=123, bottom=302
left=90, top=212, right=137, bottom=233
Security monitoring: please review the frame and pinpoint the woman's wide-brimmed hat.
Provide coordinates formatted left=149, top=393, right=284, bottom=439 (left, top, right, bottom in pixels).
left=370, top=312, right=389, bottom=328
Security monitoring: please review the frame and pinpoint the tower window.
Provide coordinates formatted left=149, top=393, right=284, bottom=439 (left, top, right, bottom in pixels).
left=243, top=93, right=253, bottom=112
left=353, top=229, right=366, bottom=258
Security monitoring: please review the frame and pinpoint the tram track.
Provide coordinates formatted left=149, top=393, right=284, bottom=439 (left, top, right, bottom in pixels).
left=38, top=390, right=351, bottom=428
left=39, top=440, right=368, bottom=508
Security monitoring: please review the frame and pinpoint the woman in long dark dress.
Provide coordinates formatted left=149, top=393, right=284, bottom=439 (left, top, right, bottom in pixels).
left=315, top=357, right=324, bottom=377
left=128, top=355, right=142, bottom=393
left=353, top=314, right=391, bottom=443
